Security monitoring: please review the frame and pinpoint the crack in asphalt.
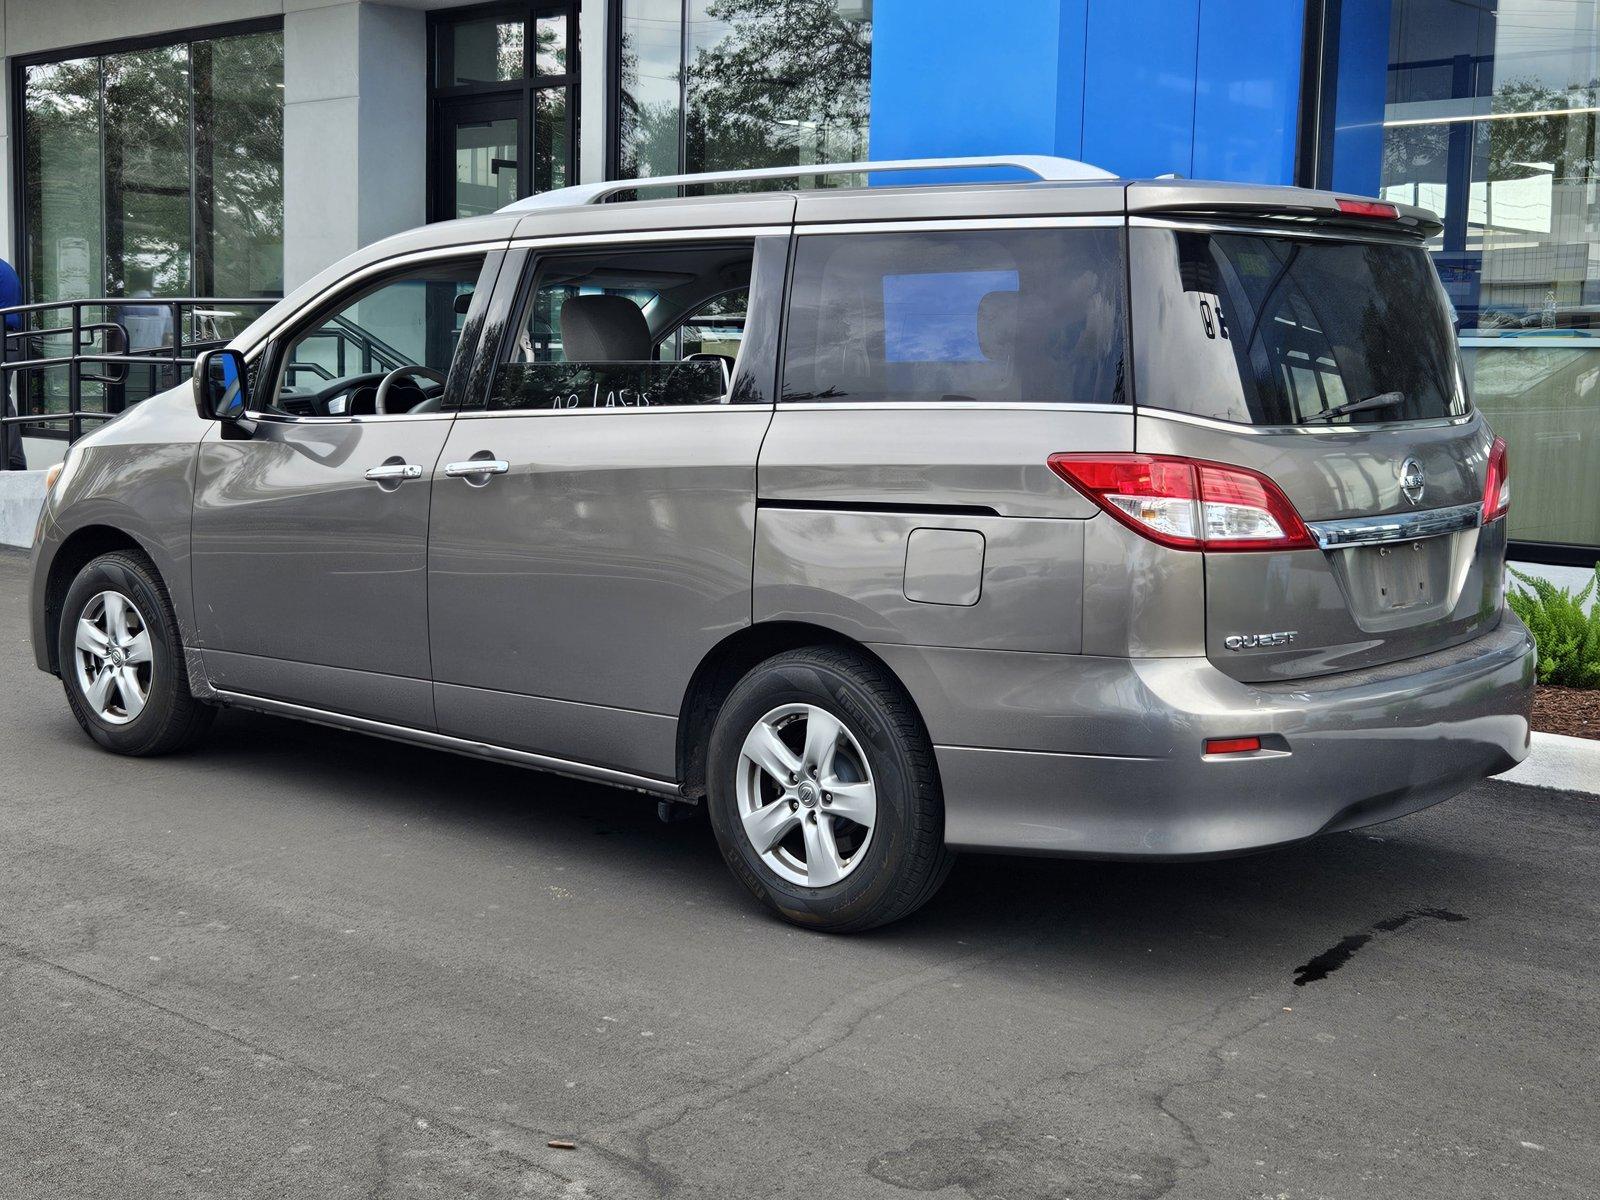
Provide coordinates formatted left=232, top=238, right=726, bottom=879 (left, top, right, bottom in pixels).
left=0, top=935, right=583, bottom=1197
left=568, top=931, right=1048, bottom=1198
left=0, top=927, right=1049, bottom=1200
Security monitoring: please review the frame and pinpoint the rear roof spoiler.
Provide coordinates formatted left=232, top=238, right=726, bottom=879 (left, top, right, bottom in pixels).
left=1126, top=181, right=1442, bottom=239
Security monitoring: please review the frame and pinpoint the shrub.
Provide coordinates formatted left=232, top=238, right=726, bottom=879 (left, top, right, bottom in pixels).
left=1506, top=564, right=1600, bottom=689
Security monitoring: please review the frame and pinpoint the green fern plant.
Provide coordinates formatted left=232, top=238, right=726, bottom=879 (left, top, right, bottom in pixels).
left=1506, top=564, right=1600, bottom=689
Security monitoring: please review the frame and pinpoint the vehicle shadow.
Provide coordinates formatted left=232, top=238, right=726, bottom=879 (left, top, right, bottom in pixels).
left=201, top=707, right=1533, bottom=985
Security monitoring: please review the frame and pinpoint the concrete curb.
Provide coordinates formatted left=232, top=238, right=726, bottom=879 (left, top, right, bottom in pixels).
left=1500, top=730, right=1600, bottom=796
left=0, top=470, right=46, bottom=549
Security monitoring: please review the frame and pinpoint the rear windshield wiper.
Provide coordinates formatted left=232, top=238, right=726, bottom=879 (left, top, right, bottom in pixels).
left=1301, top=390, right=1406, bottom=425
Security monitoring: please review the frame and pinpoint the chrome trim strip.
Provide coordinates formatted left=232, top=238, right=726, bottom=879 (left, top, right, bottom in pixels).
left=1134, top=405, right=1475, bottom=437
left=1128, top=215, right=1425, bottom=246
left=250, top=411, right=458, bottom=425
left=212, top=689, right=681, bottom=797
left=1307, top=502, right=1483, bottom=549
left=796, top=216, right=1123, bottom=234
left=775, top=400, right=1132, bottom=413
left=450, top=402, right=766, bottom=418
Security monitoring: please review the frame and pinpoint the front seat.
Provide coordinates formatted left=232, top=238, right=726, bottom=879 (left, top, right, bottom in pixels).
left=560, top=294, right=651, bottom=362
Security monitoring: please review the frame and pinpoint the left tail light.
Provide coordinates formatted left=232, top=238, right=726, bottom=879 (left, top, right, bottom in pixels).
left=1482, top=436, right=1510, bottom=521
left=1047, top=453, right=1315, bottom=552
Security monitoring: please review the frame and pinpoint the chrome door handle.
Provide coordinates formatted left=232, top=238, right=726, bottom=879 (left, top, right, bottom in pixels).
left=364, top=463, right=422, bottom=481
left=443, top=458, right=510, bottom=478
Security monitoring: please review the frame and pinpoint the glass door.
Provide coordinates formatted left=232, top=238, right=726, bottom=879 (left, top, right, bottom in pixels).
left=435, top=96, right=524, bottom=220
left=428, top=3, right=578, bottom=221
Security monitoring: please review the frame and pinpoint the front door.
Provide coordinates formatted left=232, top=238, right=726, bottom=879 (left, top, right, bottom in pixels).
left=426, top=227, right=790, bottom=782
left=191, top=252, right=500, bottom=728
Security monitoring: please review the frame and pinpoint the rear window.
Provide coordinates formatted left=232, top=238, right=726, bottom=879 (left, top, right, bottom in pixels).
left=1129, top=228, right=1467, bottom=426
left=781, top=228, right=1126, bottom=406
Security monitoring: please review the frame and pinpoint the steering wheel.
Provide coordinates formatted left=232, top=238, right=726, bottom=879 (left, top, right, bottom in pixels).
left=375, top=365, right=447, bottom=415
left=307, top=371, right=384, bottom=415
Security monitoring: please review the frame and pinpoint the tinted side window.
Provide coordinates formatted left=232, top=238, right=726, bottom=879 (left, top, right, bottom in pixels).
left=781, top=228, right=1126, bottom=405
left=489, top=241, right=755, bottom=412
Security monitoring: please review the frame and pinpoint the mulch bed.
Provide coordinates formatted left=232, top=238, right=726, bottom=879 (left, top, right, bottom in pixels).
left=1532, top=685, right=1600, bottom=741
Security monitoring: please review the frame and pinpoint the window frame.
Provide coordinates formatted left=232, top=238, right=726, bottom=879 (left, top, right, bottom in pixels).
left=251, top=249, right=503, bottom=423
left=466, top=231, right=786, bottom=415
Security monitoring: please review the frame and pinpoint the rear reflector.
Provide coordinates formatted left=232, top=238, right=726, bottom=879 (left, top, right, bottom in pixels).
left=1483, top=435, right=1510, bottom=521
left=1336, top=198, right=1400, bottom=219
left=1047, top=454, right=1315, bottom=552
left=1205, top=736, right=1261, bottom=756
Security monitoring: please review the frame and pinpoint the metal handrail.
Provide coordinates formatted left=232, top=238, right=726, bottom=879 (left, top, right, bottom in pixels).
left=497, top=154, right=1118, bottom=213
left=1, top=295, right=274, bottom=464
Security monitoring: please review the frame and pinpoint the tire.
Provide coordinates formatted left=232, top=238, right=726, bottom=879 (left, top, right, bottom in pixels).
left=706, top=646, right=954, bottom=932
left=57, top=550, right=216, bottom=757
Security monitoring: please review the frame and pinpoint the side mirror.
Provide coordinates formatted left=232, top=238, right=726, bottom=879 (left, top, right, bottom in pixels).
left=193, top=348, right=250, bottom=422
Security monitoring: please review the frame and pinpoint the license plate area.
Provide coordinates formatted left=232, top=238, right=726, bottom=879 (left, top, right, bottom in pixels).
left=1365, top=540, right=1439, bottom=610
left=1335, top=536, right=1458, bottom=630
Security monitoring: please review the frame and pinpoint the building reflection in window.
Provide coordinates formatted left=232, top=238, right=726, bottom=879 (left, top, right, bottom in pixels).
left=616, top=0, right=873, bottom=183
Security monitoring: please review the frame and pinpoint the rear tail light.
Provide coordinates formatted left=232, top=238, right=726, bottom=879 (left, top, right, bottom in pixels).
left=1336, top=198, right=1400, bottom=220
left=1047, top=454, right=1315, bottom=552
left=1482, top=435, right=1510, bottom=521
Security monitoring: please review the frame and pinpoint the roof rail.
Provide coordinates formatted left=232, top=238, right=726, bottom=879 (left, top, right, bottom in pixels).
left=497, top=155, right=1116, bottom=214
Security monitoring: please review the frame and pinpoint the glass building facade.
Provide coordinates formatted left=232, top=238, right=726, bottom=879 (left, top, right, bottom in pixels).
left=1320, top=0, right=1600, bottom=558
left=21, top=27, right=285, bottom=305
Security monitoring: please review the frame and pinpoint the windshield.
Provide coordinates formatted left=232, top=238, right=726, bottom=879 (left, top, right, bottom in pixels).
left=1129, top=228, right=1468, bottom=426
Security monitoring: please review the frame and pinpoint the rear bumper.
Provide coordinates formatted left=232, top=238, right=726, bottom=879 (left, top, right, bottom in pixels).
left=872, top=615, right=1535, bottom=858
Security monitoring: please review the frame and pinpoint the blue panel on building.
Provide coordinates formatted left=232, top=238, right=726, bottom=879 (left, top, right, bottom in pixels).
left=869, top=0, right=1074, bottom=176
left=870, top=1, right=1307, bottom=185
left=1192, top=0, right=1306, bottom=184
left=1080, top=0, right=1200, bottom=178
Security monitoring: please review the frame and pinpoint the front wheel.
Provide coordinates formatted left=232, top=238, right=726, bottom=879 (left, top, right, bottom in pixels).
left=706, top=647, right=954, bottom=932
left=58, top=550, right=215, bottom=756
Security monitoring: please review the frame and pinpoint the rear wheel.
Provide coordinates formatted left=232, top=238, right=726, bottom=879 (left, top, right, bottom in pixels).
left=58, top=550, right=215, bottom=756
left=706, top=647, right=954, bottom=932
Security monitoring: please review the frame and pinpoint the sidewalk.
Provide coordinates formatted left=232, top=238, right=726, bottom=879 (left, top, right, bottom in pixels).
left=1502, top=730, right=1600, bottom=796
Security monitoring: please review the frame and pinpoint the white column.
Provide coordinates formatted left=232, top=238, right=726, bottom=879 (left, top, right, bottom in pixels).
left=579, top=0, right=610, bottom=183
left=283, top=1, right=427, bottom=290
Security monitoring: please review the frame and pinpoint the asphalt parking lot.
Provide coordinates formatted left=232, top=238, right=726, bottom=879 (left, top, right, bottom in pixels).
left=1, top=548, right=1596, bottom=1200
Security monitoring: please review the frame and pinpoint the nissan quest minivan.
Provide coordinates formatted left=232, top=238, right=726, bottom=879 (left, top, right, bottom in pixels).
left=28, top=157, right=1535, bottom=931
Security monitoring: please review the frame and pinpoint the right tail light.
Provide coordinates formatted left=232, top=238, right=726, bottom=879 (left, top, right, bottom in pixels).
left=1482, top=436, right=1510, bottom=521
left=1047, top=453, right=1314, bottom=552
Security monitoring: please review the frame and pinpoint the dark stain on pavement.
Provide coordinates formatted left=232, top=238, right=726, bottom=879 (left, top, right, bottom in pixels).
left=1294, top=908, right=1467, bottom=986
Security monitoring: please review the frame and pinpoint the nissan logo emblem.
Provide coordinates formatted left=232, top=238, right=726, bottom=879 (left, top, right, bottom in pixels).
left=1399, top=457, right=1426, bottom=505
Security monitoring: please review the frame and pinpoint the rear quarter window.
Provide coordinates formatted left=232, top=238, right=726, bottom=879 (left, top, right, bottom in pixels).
left=781, top=227, right=1127, bottom=406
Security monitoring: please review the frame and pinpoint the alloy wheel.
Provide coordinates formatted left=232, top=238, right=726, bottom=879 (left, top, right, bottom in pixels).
left=72, top=590, right=154, bottom=726
left=734, top=703, right=877, bottom=887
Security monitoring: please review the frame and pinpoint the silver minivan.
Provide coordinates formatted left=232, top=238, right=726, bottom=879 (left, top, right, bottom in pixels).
left=28, top=157, right=1535, bottom=931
